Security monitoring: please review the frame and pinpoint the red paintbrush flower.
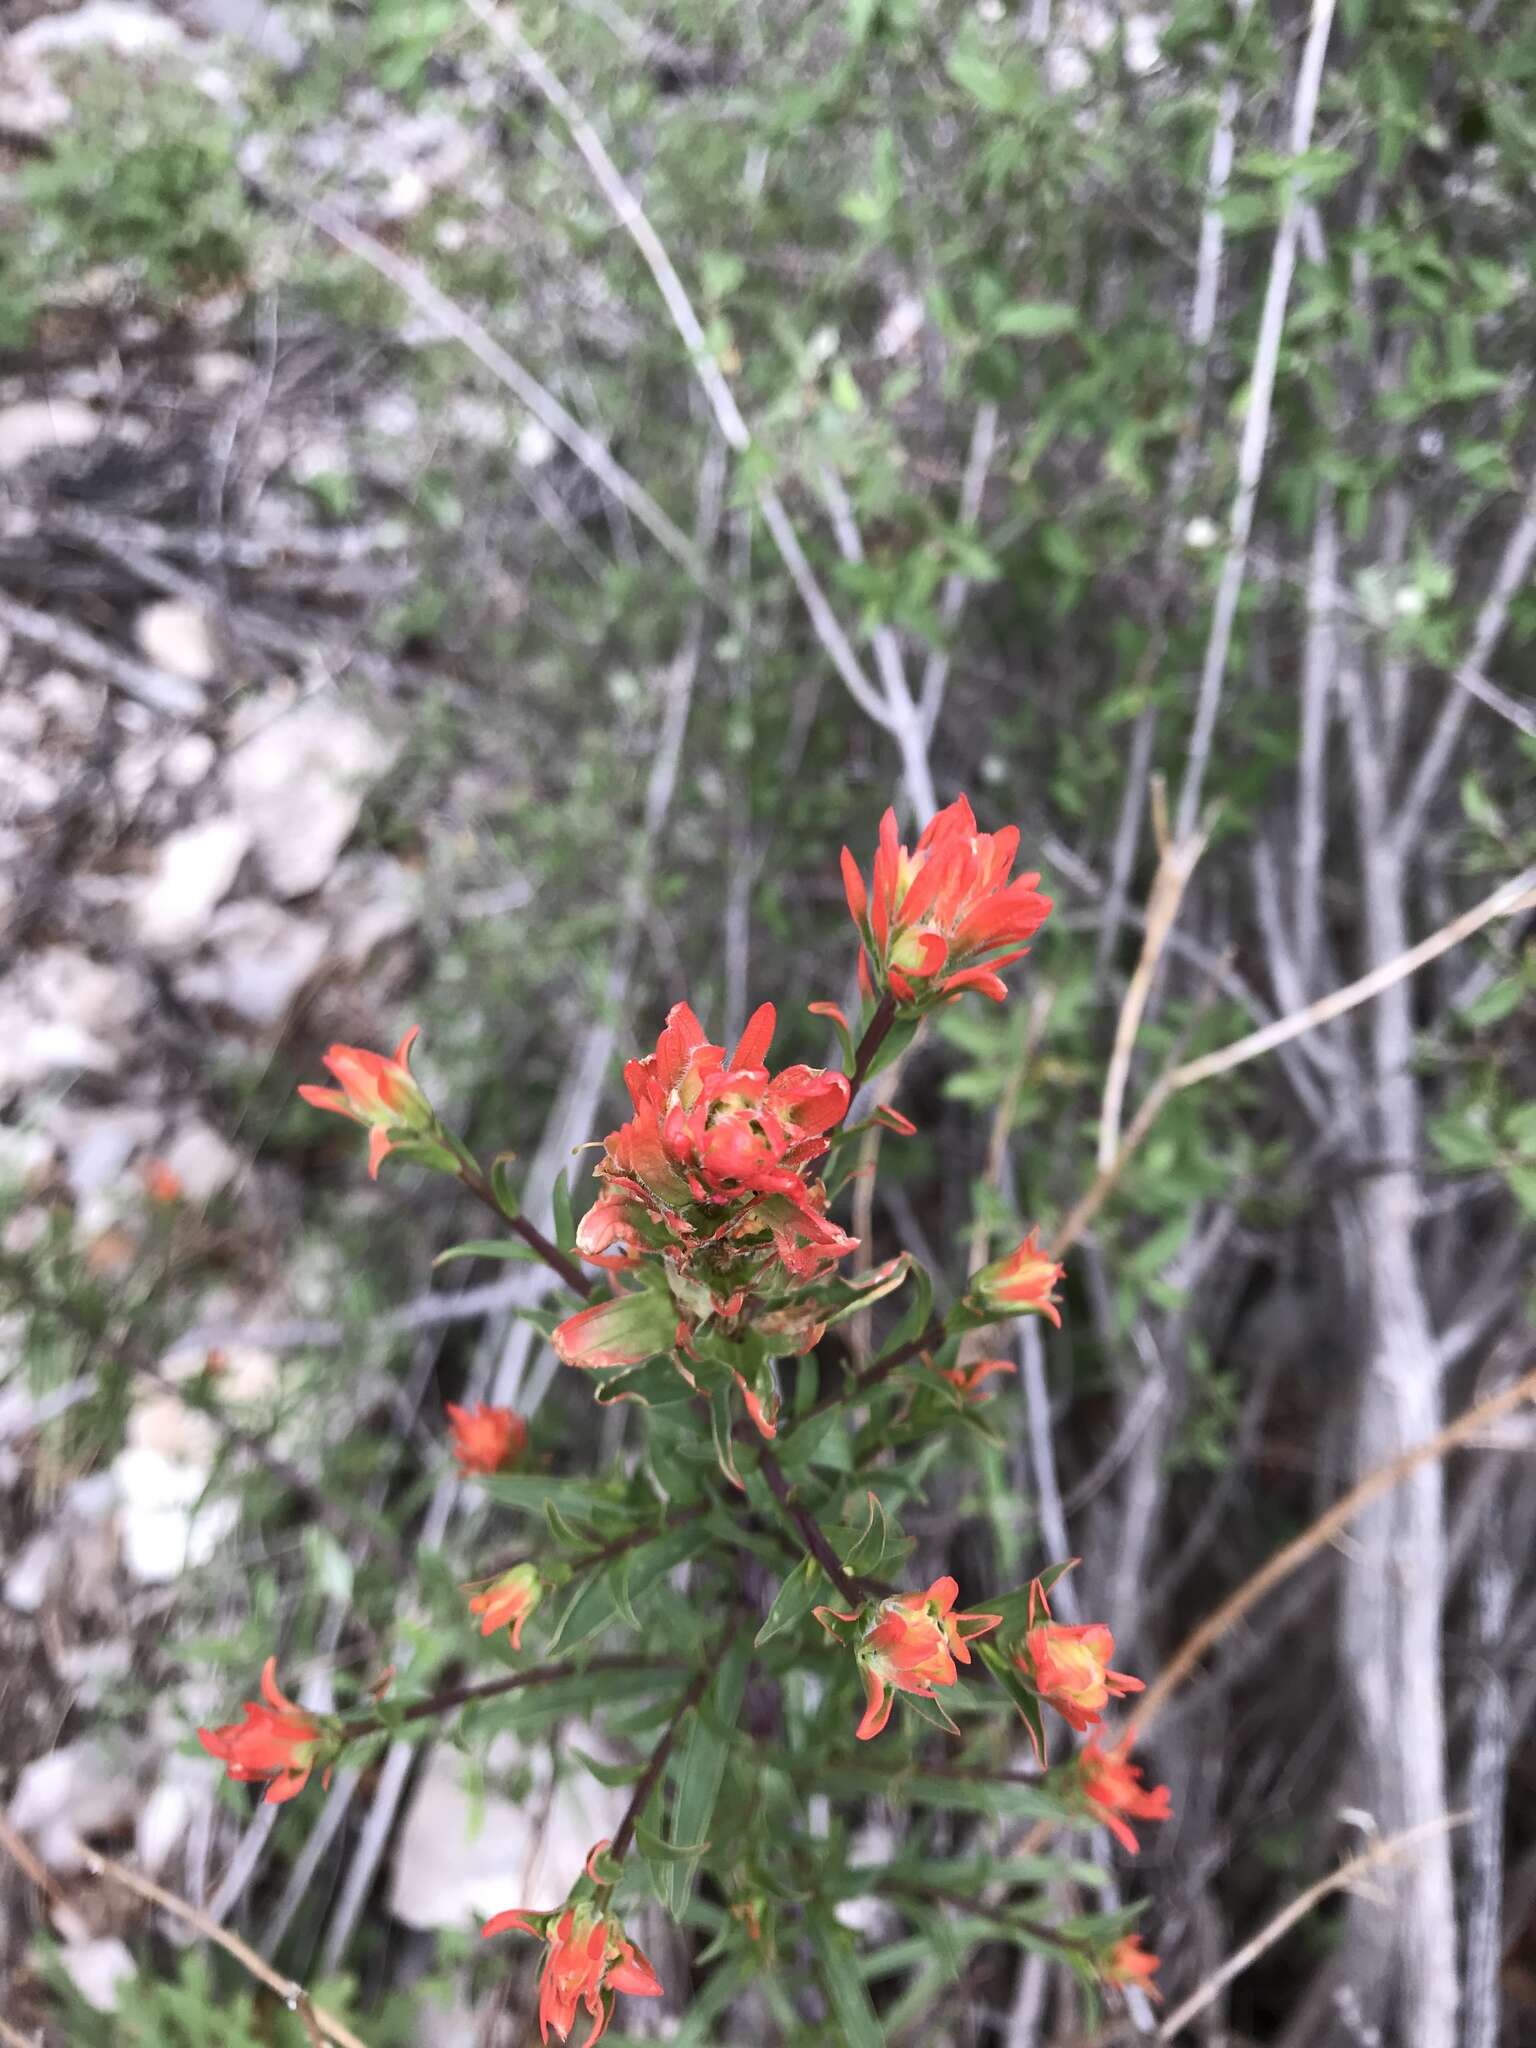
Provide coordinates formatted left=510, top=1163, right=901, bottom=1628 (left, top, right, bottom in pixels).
left=198, top=1658, right=328, bottom=1805
left=1103, top=1932, right=1161, bottom=1998
left=445, top=1401, right=528, bottom=1475
left=841, top=796, right=1052, bottom=1009
left=298, top=1027, right=436, bottom=1179
left=1015, top=1576, right=1143, bottom=1734
left=967, top=1229, right=1063, bottom=1327
left=941, top=1357, right=1017, bottom=1403
left=1078, top=1739, right=1173, bottom=1855
left=818, top=1576, right=1001, bottom=1742
left=466, top=1563, right=542, bottom=1650
left=483, top=1886, right=662, bottom=2045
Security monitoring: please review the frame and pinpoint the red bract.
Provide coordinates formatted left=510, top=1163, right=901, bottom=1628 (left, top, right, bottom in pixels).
left=467, top=1564, right=543, bottom=1650
left=1017, top=1582, right=1144, bottom=1733
left=577, top=1001, right=853, bottom=1290
left=942, top=1357, right=1017, bottom=1403
left=1104, top=1933, right=1161, bottom=1997
left=820, top=1576, right=1001, bottom=1741
left=197, top=1657, right=326, bottom=1805
left=483, top=1894, right=662, bottom=2046
left=298, top=1027, right=432, bottom=1179
left=969, top=1229, right=1064, bottom=1327
left=1078, top=1739, right=1173, bottom=1855
left=445, top=1401, right=528, bottom=1475
left=841, top=796, right=1052, bottom=1008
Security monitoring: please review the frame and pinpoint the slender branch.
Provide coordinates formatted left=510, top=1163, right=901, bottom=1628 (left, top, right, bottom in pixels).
left=476, top=1502, right=709, bottom=1589
left=346, top=1653, right=679, bottom=1735
left=67, top=1843, right=372, bottom=2048
left=847, top=991, right=899, bottom=1098
left=756, top=1442, right=865, bottom=1607
left=457, top=1160, right=593, bottom=1297
left=1156, top=1814, right=1472, bottom=2039
left=608, top=1622, right=743, bottom=1862
left=261, top=186, right=709, bottom=586
left=1126, top=1359, right=1536, bottom=1737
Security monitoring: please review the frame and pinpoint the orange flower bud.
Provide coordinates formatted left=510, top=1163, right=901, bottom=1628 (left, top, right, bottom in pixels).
left=1104, top=1932, right=1160, bottom=1997
left=942, top=1357, right=1017, bottom=1403
left=1018, top=1616, right=1143, bottom=1734
left=968, top=1228, right=1063, bottom=1326
left=445, top=1401, right=528, bottom=1476
left=466, top=1564, right=542, bottom=1651
left=1078, top=1739, right=1172, bottom=1855
left=841, top=797, right=1052, bottom=1011
left=198, top=1658, right=327, bottom=1805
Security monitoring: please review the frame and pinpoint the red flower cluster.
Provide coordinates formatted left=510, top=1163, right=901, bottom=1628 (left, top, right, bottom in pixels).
left=1079, top=1739, right=1172, bottom=1855
left=446, top=1401, right=528, bottom=1475
left=484, top=1888, right=662, bottom=2045
left=197, top=1658, right=328, bottom=1805
left=841, top=797, right=1052, bottom=1008
left=818, top=1576, right=1001, bottom=1741
left=467, top=1563, right=543, bottom=1650
left=575, top=1001, right=852, bottom=1288
left=298, top=1027, right=437, bottom=1180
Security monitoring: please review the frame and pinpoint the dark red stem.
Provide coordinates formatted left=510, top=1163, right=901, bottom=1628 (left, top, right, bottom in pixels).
left=846, top=990, right=898, bottom=1098
left=607, top=1619, right=744, bottom=1864
left=756, top=1443, right=866, bottom=1607
left=341, top=1653, right=678, bottom=1737
left=458, top=1162, right=592, bottom=1297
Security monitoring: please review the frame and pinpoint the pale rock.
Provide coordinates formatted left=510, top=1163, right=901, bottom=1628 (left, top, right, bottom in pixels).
left=158, top=1118, right=242, bottom=1202
left=160, top=1337, right=277, bottom=1406
left=513, top=419, right=554, bottom=469
left=114, top=1436, right=238, bottom=1582
left=186, top=0, right=303, bottom=67
left=135, top=1772, right=205, bottom=1875
left=53, top=1637, right=133, bottom=1707
left=329, top=852, right=418, bottom=967
left=192, top=352, right=251, bottom=395
left=134, top=599, right=218, bottom=686
left=0, top=949, right=145, bottom=1096
left=288, top=434, right=350, bottom=485
left=0, top=399, right=100, bottom=472
left=0, top=619, right=11, bottom=678
left=133, top=815, right=251, bottom=950
left=161, top=732, right=218, bottom=788
left=1125, top=11, right=1164, bottom=73
left=58, top=1937, right=137, bottom=2013
left=112, top=736, right=165, bottom=814
left=0, top=693, right=44, bottom=748
left=13, top=3, right=188, bottom=59
left=51, top=1105, right=162, bottom=1204
left=4, top=1528, right=62, bottom=1613
left=226, top=696, right=398, bottom=898
left=175, top=899, right=328, bottom=1025
left=0, top=47, right=71, bottom=137
left=34, top=669, right=104, bottom=734
left=8, top=1741, right=142, bottom=1871
left=389, top=1732, right=629, bottom=1930
left=0, top=747, right=59, bottom=821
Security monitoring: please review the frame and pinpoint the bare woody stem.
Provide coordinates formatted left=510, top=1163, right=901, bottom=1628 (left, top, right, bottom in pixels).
left=476, top=1502, right=709, bottom=1588
left=341, top=1653, right=677, bottom=1738
left=846, top=990, right=899, bottom=1098
left=456, top=1159, right=593, bottom=1298
left=755, top=1442, right=866, bottom=1607
left=608, top=1619, right=745, bottom=1865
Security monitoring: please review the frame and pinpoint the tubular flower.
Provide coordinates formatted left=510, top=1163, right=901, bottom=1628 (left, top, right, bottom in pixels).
left=198, top=1658, right=328, bottom=1804
left=941, top=1357, right=1017, bottom=1403
left=1103, top=1933, right=1161, bottom=1998
left=467, top=1564, right=543, bottom=1650
left=1016, top=1575, right=1144, bottom=1733
left=820, top=1576, right=1002, bottom=1741
left=298, top=1027, right=436, bottom=1179
left=577, top=1001, right=853, bottom=1290
left=445, top=1401, right=528, bottom=1475
left=1078, top=1740, right=1172, bottom=1855
left=967, top=1229, right=1063, bottom=1327
left=841, top=796, right=1052, bottom=1008
left=482, top=1896, right=662, bottom=2046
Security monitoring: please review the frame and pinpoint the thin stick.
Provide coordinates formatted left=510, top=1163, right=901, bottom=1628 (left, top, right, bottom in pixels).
left=1174, top=0, right=1338, bottom=841
left=1096, top=781, right=1208, bottom=1171
left=265, top=188, right=707, bottom=586
left=1156, top=1813, right=1472, bottom=2038
left=1126, top=1359, right=1536, bottom=1736
left=456, top=1159, right=592, bottom=1297
left=607, top=1621, right=743, bottom=1862
left=1168, top=865, right=1536, bottom=1091
left=0, top=591, right=204, bottom=718
left=344, top=1653, right=680, bottom=1734
left=69, top=1843, right=372, bottom=2048
left=756, top=1443, right=864, bottom=1606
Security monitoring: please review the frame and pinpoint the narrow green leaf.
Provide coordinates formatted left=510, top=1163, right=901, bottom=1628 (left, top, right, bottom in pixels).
left=661, top=1635, right=751, bottom=1914
left=754, top=1556, right=822, bottom=1648
left=807, top=1912, right=884, bottom=2048
left=433, top=1238, right=537, bottom=1268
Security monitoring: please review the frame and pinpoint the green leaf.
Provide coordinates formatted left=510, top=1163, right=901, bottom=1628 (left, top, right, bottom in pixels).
left=432, top=1238, right=537, bottom=1268
left=995, top=301, right=1078, bottom=339
left=551, top=1170, right=576, bottom=1254
left=545, top=1567, right=625, bottom=1656
left=660, top=1635, right=751, bottom=1914
left=635, top=1821, right=712, bottom=1864
left=754, top=1556, right=822, bottom=1648
left=807, top=1912, right=884, bottom=2048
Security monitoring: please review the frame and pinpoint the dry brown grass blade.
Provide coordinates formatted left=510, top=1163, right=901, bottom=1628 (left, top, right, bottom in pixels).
left=1156, top=1812, right=1473, bottom=2037
left=69, top=1841, right=371, bottom=2048
left=1126, top=1358, right=1536, bottom=1737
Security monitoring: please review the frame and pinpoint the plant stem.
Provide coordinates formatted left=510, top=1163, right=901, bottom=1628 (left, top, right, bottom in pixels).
left=456, top=1159, right=593, bottom=1297
left=341, top=1654, right=676, bottom=1737
left=756, top=1442, right=866, bottom=1607
left=608, top=1619, right=745, bottom=1864
left=847, top=990, right=898, bottom=1097
left=476, top=1501, right=709, bottom=1587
